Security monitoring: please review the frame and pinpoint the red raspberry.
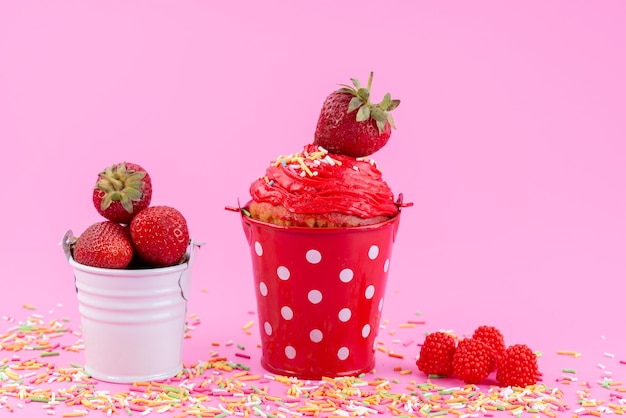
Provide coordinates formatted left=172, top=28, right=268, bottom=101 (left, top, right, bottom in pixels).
left=452, top=338, right=496, bottom=384
left=496, top=344, right=540, bottom=387
left=416, top=332, right=457, bottom=376
left=472, top=325, right=506, bottom=370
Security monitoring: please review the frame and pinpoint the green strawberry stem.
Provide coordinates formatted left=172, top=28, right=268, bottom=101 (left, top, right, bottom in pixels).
left=338, top=72, right=400, bottom=134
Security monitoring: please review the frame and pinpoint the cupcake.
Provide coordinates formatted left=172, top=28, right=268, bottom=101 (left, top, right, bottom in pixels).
left=231, top=73, right=409, bottom=379
left=248, top=143, right=399, bottom=227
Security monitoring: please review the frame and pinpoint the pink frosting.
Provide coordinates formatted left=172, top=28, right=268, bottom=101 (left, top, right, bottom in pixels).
left=249, top=144, right=398, bottom=219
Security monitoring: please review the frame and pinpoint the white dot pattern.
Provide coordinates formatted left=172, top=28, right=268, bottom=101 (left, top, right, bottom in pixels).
left=306, top=249, right=322, bottom=264
left=249, top=223, right=398, bottom=375
left=310, top=329, right=323, bottom=343
left=285, top=346, right=296, bottom=359
left=338, top=308, right=351, bottom=322
left=308, top=289, right=322, bottom=304
left=339, top=268, right=353, bottom=283
left=277, top=266, right=290, bottom=280
left=281, top=306, right=293, bottom=320
left=362, top=324, right=371, bottom=338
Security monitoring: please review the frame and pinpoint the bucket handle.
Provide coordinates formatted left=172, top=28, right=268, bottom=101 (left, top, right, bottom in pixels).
left=393, top=193, right=412, bottom=242
left=178, top=239, right=204, bottom=302
left=225, top=199, right=253, bottom=244
left=60, top=230, right=80, bottom=293
left=61, top=229, right=76, bottom=261
left=395, top=193, right=413, bottom=211
left=185, top=239, right=203, bottom=269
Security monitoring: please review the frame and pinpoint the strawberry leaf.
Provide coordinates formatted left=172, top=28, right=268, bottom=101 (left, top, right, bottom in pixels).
left=337, top=87, right=355, bottom=94
left=348, top=97, right=363, bottom=113
left=388, top=99, right=400, bottom=111
left=376, top=119, right=386, bottom=133
left=120, top=194, right=134, bottom=213
left=371, top=108, right=387, bottom=122
left=380, top=93, right=391, bottom=110
left=350, top=78, right=362, bottom=89
left=101, top=194, right=113, bottom=210
left=387, top=112, right=397, bottom=129
left=357, top=88, right=370, bottom=102
left=356, top=105, right=371, bottom=122
left=123, top=187, right=143, bottom=201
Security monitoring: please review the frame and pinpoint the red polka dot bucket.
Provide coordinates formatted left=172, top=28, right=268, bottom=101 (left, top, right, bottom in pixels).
left=236, top=203, right=404, bottom=379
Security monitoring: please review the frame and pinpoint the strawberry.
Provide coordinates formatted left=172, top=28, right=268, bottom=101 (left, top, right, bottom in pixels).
left=93, top=162, right=152, bottom=224
left=73, top=221, right=133, bottom=269
left=313, top=72, right=400, bottom=158
left=416, top=331, right=457, bottom=376
left=496, top=344, right=541, bottom=387
left=452, top=338, right=496, bottom=384
left=130, top=206, right=189, bottom=267
left=472, top=325, right=506, bottom=370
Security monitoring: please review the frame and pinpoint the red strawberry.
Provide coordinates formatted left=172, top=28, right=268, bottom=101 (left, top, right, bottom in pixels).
left=452, top=338, right=496, bottom=384
left=496, top=344, right=541, bottom=387
left=93, top=162, right=152, bottom=224
left=73, top=221, right=133, bottom=269
left=313, top=72, right=400, bottom=158
left=130, top=206, right=190, bottom=267
left=472, top=325, right=506, bottom=370
left=416, top=331, right=457, bottom=376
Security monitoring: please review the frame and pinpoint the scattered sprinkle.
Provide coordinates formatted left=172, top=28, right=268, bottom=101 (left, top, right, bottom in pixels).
left=1, top=307, right=623, bottom=417
left=557, top=350, right=580, bottom=356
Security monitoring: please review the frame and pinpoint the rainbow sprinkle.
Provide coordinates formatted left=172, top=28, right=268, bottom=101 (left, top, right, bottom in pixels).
left=268, top=146, right=352, bottom=182
left=0, top=357, right=577, bottom=417
left=1, top=307, right=625, bottom=417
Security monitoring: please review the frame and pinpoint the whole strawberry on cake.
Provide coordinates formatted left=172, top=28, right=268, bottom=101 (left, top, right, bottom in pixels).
left=248, top=72, right=404, bottom=227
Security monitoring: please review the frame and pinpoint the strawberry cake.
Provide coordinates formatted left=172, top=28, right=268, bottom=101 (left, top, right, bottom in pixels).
left=247, top=72, right=401, bottom=228
left=248, top=144, right=399, bottom=227
left=235, top=73, right=407, bottom=378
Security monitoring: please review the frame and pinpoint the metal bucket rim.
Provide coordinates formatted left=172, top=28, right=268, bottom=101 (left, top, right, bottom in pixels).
left=240, top=209, right=401, bottom=233
left=68, top=255, right=190, bottom=277
left=231, top=192, right=408, bottom=233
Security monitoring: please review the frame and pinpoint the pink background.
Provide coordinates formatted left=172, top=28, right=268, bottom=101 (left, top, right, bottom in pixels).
left=1, top=1, right=625, bottom=416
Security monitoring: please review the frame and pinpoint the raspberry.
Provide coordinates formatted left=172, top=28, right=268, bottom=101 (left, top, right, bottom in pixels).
left=416, top=332, right=457, bottom=376
left=452, top=338, right=496, bottom=384
left=472, top=325, right=506, bottom=370
left=496, top=344, right=540, bottom=387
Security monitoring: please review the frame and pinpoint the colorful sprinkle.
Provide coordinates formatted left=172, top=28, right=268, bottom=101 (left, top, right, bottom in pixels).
left=1, top=308, right=624, bottom=417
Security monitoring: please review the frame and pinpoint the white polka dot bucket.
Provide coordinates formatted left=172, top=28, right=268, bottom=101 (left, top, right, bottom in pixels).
left=61, top=230, right=201, bottom=383
left=238, top=208, right=402, bottom=379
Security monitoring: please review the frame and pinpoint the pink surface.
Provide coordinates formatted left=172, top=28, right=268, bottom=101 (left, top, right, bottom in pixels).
left=1, top=1, right=625, bottom=416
